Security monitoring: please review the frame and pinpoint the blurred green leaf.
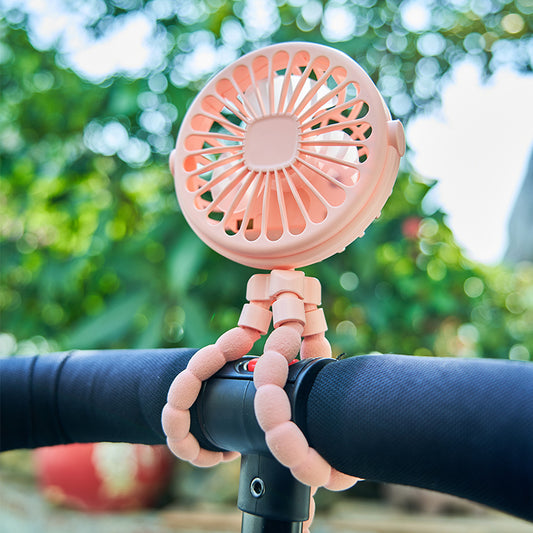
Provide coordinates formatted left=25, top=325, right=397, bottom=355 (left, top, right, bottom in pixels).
left=168, top=231, right=207, bottom=296
left=64, top=290, right=149, bottom=349
left=133, top=305, right=165, bottom=350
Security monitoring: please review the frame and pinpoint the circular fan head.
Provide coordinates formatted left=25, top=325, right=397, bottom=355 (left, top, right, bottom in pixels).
left=170, top=42, right=405, bottom=269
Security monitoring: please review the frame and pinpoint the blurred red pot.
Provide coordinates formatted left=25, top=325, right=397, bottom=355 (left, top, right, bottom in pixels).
left=34, top=442, right=174, bottom=512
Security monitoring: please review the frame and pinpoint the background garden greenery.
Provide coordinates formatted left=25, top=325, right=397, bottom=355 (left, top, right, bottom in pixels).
left=1, top=0, right=532, bottom=361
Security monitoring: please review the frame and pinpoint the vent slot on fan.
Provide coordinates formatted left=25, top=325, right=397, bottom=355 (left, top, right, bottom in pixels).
left=182, top=49, right=373, bottom=242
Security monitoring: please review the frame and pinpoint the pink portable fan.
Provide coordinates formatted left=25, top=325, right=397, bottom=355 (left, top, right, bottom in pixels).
left=164, top=42, right=405, bottom=532
left=170, top=42, right=404, bottom=269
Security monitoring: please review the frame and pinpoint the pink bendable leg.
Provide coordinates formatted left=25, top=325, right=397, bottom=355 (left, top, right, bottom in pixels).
left=163, top=325, right=261, bottom=468
left=325, top=470, right=361, bottom=491
left=253, top=309, right=359, bottom=521
left=301, top=303, right=331, bottom=359
left=254, top=318, right=332, bottom=487
left=302, top=487, right=317, bottom=533
left=300, top=332, right=332, bottom=359
left=253, top=350, right=288, bottom=388
left=192, top=448, right=224, bottom=468
left=216, top=326, right=260, bottom=360
left=161, top=404, right=190, bottom=441
left=265, top=421, right=309, bottom=467
left=187, top=345, right=226, bottom=380
left=264, top=324, right=303, bottom=361
left=167, top=369, right=202, bottom=410
left=290, top=447, right=331, bottom=487
left=167, top=433, right=200, bottom=462
left=254, top=384, right=292, bottom=431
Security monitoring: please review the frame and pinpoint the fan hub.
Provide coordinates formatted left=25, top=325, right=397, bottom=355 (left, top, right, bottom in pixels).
left=243, top=115, right=300, bottom=171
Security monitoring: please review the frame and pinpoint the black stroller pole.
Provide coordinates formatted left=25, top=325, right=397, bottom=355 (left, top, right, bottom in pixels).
left=238, top=453, right=309, bottom=533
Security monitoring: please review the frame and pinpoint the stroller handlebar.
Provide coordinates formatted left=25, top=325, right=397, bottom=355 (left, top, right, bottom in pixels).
left=1, top=349, right=532, bottom=522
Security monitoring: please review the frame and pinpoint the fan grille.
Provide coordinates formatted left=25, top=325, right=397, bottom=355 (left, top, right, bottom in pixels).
left=181, top=48, right=372, bottom=242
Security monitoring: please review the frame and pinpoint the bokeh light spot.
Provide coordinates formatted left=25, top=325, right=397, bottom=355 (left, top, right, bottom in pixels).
left=336, top=320, right=357, bottom=337
left=464, top=277, right=484, bottom=298
left=340, top=272, right=359, bottom=291
left=501, top=13, right=525, bottom=34
left=509, top=344, right=530, bottom=361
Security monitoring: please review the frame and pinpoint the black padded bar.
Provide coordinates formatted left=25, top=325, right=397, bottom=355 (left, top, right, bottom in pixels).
left=306, top=354, right=533, bottom=521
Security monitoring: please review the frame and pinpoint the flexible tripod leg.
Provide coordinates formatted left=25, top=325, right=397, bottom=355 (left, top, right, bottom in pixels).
left=163, top=271, right=358, bottom=532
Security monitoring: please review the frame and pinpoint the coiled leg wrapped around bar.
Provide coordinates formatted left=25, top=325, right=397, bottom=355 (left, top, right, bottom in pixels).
left=163, top=269, right=360, bottom=532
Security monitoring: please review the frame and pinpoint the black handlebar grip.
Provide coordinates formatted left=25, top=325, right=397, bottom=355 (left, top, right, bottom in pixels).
left=306, top=354, right=533, bottom=521
left=0, top=348, right=196, bottom=450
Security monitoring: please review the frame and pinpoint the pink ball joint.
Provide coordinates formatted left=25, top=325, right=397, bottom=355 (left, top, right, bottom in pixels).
left=163, top=41, right=405, bottom=531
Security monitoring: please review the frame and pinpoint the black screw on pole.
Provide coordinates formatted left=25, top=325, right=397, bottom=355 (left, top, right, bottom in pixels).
left=250, top=477, right=265, bottom=498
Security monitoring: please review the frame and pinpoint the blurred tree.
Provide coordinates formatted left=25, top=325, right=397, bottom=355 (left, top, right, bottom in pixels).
left=0, top=0, right=531, bottom=360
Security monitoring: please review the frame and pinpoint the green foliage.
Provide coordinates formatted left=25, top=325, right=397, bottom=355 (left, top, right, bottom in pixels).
left=0, top=1, right=531, bottom=361
left=306, top=172, right=533, bottom=359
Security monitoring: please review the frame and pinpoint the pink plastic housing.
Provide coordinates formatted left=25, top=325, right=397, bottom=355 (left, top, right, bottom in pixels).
left=170, top=42, right=405, bottom=270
